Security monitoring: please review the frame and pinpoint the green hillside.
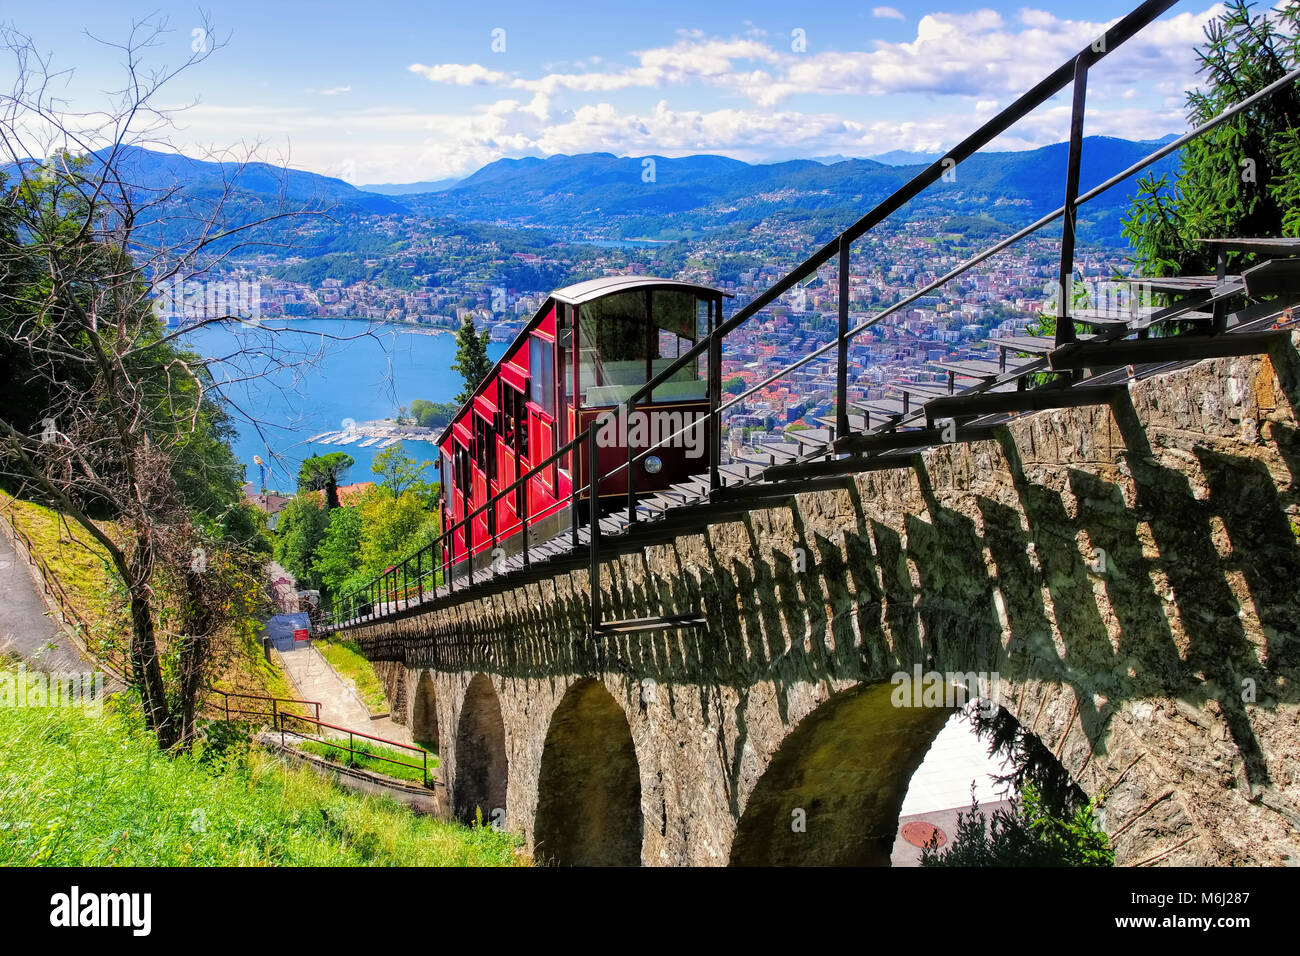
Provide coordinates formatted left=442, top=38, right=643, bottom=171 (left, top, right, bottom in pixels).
left=0, top=704, right=526, bottom=866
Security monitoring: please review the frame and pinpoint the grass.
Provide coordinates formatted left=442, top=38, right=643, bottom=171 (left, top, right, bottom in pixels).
left=0, top=490, right=127, bottom=665
left=0, top=704, right=527, bottom=866
left=316, top=638, right=389, bottom=713
left=296, top=736, right=438, bottom=787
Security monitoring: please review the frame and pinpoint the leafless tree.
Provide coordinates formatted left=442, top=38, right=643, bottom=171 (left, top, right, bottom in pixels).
left=0, top=15, right=383, bottom=748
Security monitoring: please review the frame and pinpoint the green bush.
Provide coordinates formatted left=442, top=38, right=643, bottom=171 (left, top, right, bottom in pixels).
left=920, top=783, right=1113, bottom=867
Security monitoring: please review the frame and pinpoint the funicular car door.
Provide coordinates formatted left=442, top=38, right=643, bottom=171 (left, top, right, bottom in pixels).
left=526, top=330, right=560, bottom=524
left=496, top=381, right=519, bottom=544
left=451, top=420, right=472, bottom=564
left=471, top=409, right=494, bottom=552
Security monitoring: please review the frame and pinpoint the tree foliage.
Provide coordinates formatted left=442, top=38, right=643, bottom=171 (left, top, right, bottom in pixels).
left=297, top=451, right=353, bottom=509
left=450, top=314, right=492, bottom=405
left=311, top=504, right=362, bottom=596
left=407, top=398, right=458, bottom=430
left=920, top=783, right=1113, bottom=867
left=272, top=496, right=328, bottom=590
left=1122, top=1, right=1300, bottom=277
left=371, top=441, right=436, bottom=502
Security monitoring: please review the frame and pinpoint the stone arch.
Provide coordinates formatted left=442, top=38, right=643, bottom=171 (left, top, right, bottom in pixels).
left=452, top=673, right=507, bottom=826
left=411, top=670, right=439, bottom=751
left=533, top=678, right=643, bottom=866
left=730, top=681, right=955, bottom=866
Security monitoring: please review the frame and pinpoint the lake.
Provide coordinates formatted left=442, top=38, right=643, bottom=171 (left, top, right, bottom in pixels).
left=183, top=318, right=505, bottom=492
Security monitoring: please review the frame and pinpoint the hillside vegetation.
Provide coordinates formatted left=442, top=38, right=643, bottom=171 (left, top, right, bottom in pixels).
left=0, top=704, right=526, bottom=866
left=1, top=491, right=292, bottom=702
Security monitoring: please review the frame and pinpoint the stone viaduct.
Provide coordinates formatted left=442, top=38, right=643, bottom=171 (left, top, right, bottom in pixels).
left=346, top=340, right=1300, bottom=866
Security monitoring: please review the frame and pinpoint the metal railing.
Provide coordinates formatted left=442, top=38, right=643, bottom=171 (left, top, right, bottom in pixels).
left=275, top=710, right=431, bottom=787
left=206, top=688, right=322, bottom=725
left=323, top=0, right=1300, bottom=633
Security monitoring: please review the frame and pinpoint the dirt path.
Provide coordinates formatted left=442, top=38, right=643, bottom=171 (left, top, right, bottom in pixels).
left=276, top=642, right=412, bottom=744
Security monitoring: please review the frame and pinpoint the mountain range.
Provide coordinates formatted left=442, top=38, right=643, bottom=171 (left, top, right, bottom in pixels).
left=390, top=136, right=1182, bottom=246
left=3, top=135, right=1186, bottom=251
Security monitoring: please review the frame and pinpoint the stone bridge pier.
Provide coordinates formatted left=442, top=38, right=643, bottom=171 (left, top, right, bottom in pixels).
left=359, top=342, right=1300, bottom=866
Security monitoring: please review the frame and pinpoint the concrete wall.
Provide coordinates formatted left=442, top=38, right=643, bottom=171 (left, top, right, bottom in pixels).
left=349, top=339, right=1300, bottom=866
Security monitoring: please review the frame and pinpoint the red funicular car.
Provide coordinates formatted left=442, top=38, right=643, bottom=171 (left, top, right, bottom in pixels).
left=436, top=276, right=729, bottom=576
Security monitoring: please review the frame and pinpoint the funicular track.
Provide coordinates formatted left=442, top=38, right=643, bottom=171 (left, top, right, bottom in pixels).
left=322, top=0, right=1300, bottom=640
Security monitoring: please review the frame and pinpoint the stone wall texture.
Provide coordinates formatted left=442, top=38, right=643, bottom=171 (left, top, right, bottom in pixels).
left=347, top=338, right=1300, bottom=866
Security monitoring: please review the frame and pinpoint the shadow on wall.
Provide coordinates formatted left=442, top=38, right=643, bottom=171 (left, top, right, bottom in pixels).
left=411, top=670, right=439, bottom=750
left=352, top=350, right=1300, bottom=864
left=452, top=673, right=507, bottom=827
left=730, top=681, right=953, bottom=866
left=533, top=678, right=642, bottom=866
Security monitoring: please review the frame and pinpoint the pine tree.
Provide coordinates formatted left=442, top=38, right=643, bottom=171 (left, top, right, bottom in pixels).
left=451, top=313, right=492, bottom=405
left=298, top=452, right=354, bottom=510
left=1122, top=1, right=1300, bottom=278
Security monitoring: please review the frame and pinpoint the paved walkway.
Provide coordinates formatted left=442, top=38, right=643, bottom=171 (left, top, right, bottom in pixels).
left=276, top=642, right=412, bottom=744
left=0, top=528, right=97, bottom=674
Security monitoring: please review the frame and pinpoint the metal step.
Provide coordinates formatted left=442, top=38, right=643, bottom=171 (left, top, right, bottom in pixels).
left=787, top=428, right=833, bottom=447
left=1128, top=274, right=1223, bottom=293
left=753, top=441, right=800, bottom=464
left=929, top=357, right=1036, bottom=379
left=986, top=333, right=1097, bottom=354
left=814, top=412, right=870, bottom=432
left=892, top=381, right=954, bottom=401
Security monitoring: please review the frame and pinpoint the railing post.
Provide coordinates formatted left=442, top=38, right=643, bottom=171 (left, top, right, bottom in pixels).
left=707, top=329, right=722, bottom=495
left=836, top=235, right=851, bottom=441
left=520, top=480, right=530, bottom=569
left=1213, top=246, right=1228, bottom=334
left=570, top=447, right=580, bottom=549
left=446, top=534, right=454, bottom=595
left=588, top=427, right=601, bottom=634
left=626, top=403, right=637, bottom=524
left=462, top=522, right=471, bottom=585
left=1055, top=54, right=1089, bottom=349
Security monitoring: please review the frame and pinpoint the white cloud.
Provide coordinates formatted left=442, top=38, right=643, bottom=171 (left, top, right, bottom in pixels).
left=162, top=6, right=1226, bottom=182
left=872, top=6, right=905, bottom=20
left=407, top=62, right=512, bottom=86
left=405, top=6, right=1220, bottom=108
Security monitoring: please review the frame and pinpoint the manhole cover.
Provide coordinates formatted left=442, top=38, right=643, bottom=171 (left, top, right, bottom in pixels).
left=901, top=821, right=947, bottom=849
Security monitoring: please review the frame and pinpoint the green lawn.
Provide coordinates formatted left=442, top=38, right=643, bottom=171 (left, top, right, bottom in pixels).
left=316, top=638, right=389, bottom=713
left=0, top=704, right=526, bottom=866
left=297, top=736, right=438, bottom=787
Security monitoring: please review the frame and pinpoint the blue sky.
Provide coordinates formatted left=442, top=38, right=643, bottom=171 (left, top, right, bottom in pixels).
left=4, top=1, right=1227, bottom=184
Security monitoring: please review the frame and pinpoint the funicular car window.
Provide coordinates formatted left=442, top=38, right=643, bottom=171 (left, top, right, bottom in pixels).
left=578, top=290, right=648, bottom=406
left=651, top=290, right=705, bottom=401
left=529, top=336, right=555, bottom=418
